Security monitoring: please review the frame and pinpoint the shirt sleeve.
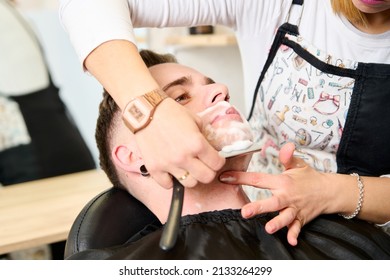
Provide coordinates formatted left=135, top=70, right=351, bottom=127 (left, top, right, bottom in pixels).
left=58, top=0, right=243, bottom=69
left=58, top=0, right=292, bottom=73
left=59, top=0, right=137, bottom=68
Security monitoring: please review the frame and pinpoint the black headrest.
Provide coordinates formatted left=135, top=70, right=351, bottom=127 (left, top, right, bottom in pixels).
left=64, top=187, right=159, bottom=259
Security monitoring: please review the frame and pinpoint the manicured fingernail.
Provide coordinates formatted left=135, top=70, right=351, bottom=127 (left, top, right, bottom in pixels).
left=219, top=175, right=236, bottom=183
left=242, top=207, right=253, bottom=218
left=266, top=223, right=275, bottom=234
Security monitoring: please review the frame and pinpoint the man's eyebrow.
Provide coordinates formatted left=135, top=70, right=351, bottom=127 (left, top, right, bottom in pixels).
left=205, top=77, right=215, bottom=84
left=162, top=76, right=192, bottom=91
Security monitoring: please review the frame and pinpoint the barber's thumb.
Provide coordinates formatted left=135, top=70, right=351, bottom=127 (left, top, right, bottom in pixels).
left=279, top=142, right=297, bottom=170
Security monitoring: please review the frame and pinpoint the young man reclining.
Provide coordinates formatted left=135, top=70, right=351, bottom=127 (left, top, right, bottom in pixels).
left=69, top=50, right=390, bottom=260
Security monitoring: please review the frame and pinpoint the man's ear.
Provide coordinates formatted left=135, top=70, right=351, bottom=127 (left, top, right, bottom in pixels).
left=112, top=145, right=143, bottom=173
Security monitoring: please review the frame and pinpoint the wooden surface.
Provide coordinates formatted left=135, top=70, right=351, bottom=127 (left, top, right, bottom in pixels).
left=0, top=169, right=110, bottom=255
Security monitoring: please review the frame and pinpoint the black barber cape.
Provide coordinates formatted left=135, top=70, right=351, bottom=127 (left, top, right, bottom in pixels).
left=67, top=209, right=390, bottom=260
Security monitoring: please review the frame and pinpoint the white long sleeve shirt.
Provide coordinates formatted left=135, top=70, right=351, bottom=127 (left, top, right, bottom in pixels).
left=0, top=0, right=48, bottom=96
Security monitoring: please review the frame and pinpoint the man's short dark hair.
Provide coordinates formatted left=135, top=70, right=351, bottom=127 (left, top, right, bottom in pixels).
left=95, top=50, right=177, bottom=188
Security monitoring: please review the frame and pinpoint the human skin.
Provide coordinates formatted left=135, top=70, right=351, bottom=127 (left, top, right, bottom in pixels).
left=112, top=62, right=253, bottom=223
left=86, top=41, right=225, bottom=190
left=149, top=63, right=253, bottom=152
left=63, top=0, right=390, bottom=246
left=351, top=0, right=390, bottom=33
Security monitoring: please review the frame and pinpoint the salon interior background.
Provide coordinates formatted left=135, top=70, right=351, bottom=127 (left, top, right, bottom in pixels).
left=18, top=0, right=245, bottom=165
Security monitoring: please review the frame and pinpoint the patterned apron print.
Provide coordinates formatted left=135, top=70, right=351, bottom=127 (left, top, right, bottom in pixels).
left=247, top=3, right=390, bottom=177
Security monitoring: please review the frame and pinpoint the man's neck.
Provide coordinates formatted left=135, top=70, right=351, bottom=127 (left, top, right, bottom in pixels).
left=146, top=156, right=251, bottom=223
left=181, top=181, right=249, bottom=218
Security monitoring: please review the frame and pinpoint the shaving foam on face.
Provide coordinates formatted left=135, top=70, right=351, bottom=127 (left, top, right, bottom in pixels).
left=221, top=140, right=253, bottom=153
left=198, top=101, right=254, bottom=151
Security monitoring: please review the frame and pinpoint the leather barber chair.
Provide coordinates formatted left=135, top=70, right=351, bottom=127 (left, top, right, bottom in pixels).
left=64, top=187, right=160, bottom=259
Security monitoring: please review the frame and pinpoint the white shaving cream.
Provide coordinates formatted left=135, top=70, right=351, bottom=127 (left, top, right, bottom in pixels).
left=198, top=101, right=253, bottom=151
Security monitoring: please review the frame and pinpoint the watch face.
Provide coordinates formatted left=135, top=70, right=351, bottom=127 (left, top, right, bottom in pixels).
left=123, top=98, right=153, bottom=132
left=122, top=89, right=167, bottom=133
left=128, top=102, right=147, bottom=123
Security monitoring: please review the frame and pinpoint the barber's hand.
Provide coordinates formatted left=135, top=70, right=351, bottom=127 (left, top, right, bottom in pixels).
left=136, top=98, right=225, bottom=188
left=219, top=142, right=332, bottom=246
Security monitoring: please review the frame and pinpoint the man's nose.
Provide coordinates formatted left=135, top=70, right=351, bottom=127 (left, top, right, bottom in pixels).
left=207, top=84, right=230, bottom=106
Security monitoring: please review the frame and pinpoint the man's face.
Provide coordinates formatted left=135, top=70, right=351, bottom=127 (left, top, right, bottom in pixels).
left=149, top=63, right=253, bottom=151
left=149, top=63, right=229, bottom=113
left=197, top=101, right=253, bottom=151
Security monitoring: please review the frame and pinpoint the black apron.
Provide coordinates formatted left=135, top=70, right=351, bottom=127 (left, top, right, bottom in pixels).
left=0, top=1, right=96, bottom=186
left=248, top=0, right=390, bottom=177
left=0, top=78, right=95, bottom=185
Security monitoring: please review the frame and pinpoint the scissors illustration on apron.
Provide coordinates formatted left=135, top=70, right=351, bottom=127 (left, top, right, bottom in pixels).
left=248, top=0, right=390, bottom=177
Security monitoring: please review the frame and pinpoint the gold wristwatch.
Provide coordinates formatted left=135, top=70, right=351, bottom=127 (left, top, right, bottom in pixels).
left=122, top=89, right=168, bottom=133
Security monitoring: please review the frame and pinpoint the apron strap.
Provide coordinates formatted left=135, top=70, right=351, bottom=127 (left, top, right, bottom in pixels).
left=285, top=0, right=304, bottom=26
left=292, top=0, right=303, bottom=4
left=247, top=1, right=303, bottom=120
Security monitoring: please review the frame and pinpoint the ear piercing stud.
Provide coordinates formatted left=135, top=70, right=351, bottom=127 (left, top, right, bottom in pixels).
left=140, top=165, right=150, bottom=177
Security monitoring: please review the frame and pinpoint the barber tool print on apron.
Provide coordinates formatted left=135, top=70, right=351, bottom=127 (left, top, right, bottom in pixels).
left=248, top=0, right=390, bottom=177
